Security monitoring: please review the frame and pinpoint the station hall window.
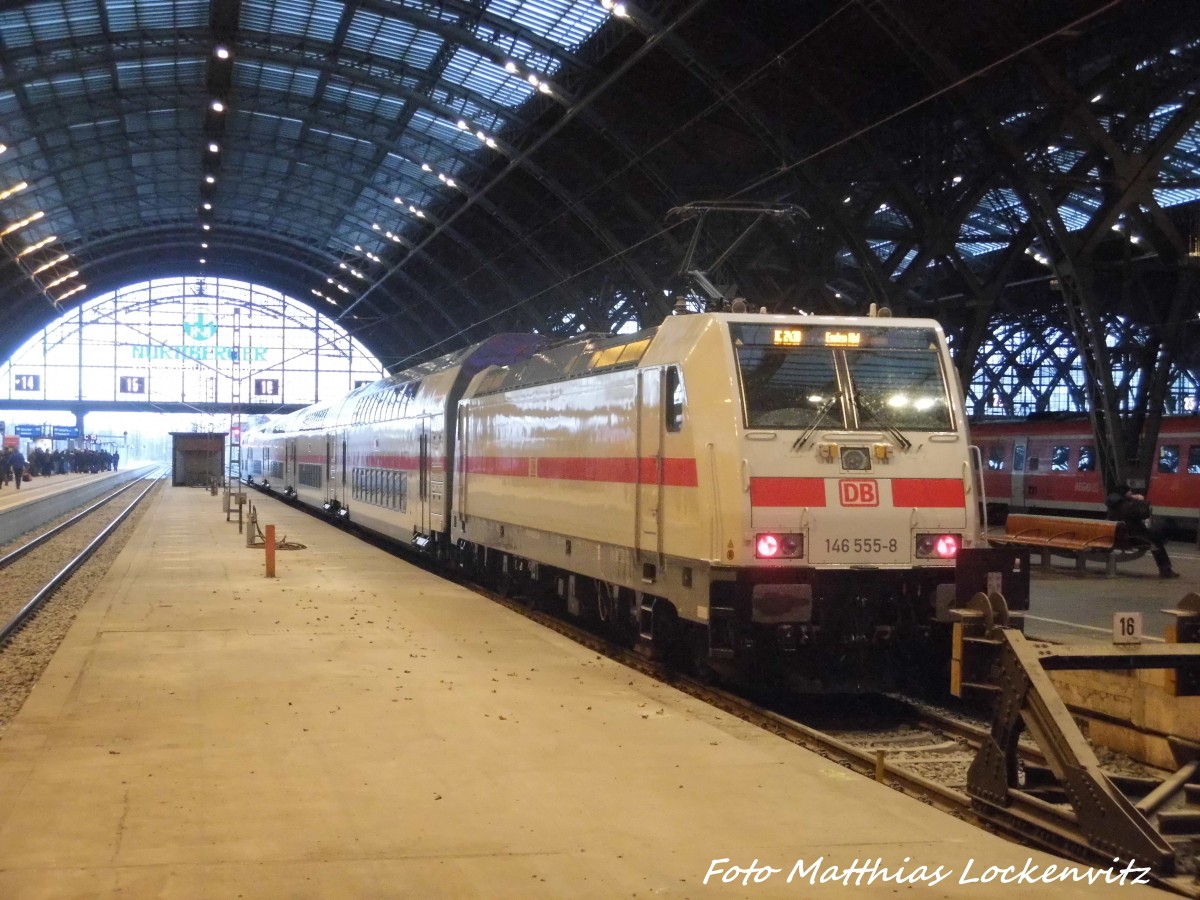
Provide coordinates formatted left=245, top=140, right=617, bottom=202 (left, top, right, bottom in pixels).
left=1051, top=445, right=1070, bottom=471
left=1077, top=445, right=1095, bottom=472
left=1158, top=444, right=1180, bottom=474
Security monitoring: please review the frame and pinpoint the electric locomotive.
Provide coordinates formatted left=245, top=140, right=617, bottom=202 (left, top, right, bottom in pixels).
left=243, top=309, right=1024, bottom=692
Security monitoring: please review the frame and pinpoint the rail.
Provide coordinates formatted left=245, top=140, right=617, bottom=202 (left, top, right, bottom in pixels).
left=0, top=475, right=161, bottom=646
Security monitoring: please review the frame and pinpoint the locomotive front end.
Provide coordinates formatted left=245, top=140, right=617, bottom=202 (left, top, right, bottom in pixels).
left=705, top=316, right=984, bottom=691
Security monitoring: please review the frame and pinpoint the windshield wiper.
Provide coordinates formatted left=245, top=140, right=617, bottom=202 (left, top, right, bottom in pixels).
left=792, top=393, right=841, bottom=451
left=854, top=394, right=912, bottom=451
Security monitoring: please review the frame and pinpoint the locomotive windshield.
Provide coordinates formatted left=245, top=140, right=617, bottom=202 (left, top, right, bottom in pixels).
left=731, top=323, right=953, bottom=431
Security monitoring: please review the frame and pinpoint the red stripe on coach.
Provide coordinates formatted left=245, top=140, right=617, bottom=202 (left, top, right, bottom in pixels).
left=465, top=455, right=528, bottom=476
left=749, top=477, right=827, bottom=507
left=891, top=478, right=965, bottom=507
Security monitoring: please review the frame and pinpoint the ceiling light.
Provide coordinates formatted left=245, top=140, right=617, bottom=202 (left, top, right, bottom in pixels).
left=1091, top=93, right=1103, bottom=103
left=45, top=270, right=79, bottom=289
left=421, top=163, right=431, bottom=172
left=0, top=143, right=6, bottom=154
left=202, top=223, right=211, bottom=231
left=215, top=46, right=230, bottom=59
left=505, top=61, right=519, bottom=74
left=485, top=138, right=497, bottom=148
left=210, top=99, right=225, bottom=113
left=208, top=142, right=219, bottom=153
left=201, top=242, right=208, bottom=249
left=1, top=210, right=44, bottom=236
left=199, top=258, right=206, bottom=264
left=30, top=253, right=69, bottom=275
left=0, top=181, right=29, bottom=201
left=53, top=283, right=86, bottom=303
left=457, top=119, right=469, bottom=130
left=17, top=235, right=56, bottom=256
left=203, top=202, right=212, bottom=210
left=205, top=175, right=215, bottom=184
left=537, top=82, right=551, bottom=95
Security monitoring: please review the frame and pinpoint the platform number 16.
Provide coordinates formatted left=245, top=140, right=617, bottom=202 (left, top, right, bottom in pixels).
left=1113, top=612, right=1142, bottom=645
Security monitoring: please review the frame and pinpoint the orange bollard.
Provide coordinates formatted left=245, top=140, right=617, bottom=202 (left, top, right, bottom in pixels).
left=265, top=524, right=276, bottom=578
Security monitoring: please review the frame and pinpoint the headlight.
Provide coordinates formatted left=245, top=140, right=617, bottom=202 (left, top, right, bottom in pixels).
left=755, top=533, right=804, bottom=559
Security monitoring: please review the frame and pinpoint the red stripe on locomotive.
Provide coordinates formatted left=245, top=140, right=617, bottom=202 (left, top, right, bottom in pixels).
left=749, top=477, right=827, bottom=507
left=891, top=478, right=965, bottom=508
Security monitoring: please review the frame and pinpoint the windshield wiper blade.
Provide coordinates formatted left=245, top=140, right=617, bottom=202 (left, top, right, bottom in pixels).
left=854, top=395, right=912, bottom=451
left=793, top=393, right=840, bottom=451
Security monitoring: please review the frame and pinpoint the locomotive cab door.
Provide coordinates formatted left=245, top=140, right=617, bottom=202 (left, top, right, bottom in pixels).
left=636, top=367, right=664, bottom=559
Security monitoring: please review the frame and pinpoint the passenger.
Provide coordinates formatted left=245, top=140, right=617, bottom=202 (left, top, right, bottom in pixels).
left=9, top=448, right=26, bottom=490
left=1105, top=483, right=1178, bottom=578
left=0, top=448, right=10, bottom=487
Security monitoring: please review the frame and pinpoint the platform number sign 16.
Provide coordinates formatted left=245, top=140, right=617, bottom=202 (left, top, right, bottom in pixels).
left=254, top=378, right=280, bottom=396
left=14, top=374, right=40, bottom=391
left=1113, top=612, right=1143, bottom=645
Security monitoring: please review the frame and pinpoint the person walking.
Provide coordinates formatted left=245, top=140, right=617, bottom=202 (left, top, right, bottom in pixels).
left=1105, top=483, right=1179, bottom=578
left=9, top=447, right=26, bottom=490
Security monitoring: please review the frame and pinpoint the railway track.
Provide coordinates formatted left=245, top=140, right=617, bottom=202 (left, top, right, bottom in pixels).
left=0, top=472, right=163, bottom=647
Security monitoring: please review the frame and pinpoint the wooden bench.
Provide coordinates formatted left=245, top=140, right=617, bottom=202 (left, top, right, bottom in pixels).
left=988, top=513, right=1150, bottom=577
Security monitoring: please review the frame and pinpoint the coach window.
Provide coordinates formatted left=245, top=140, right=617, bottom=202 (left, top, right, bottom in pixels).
left=1158, top=445, right=1180, bottom=474
left=1013, top=445, right=1026, bottom=471
left=1028, top=456, right=1040, bottom=471
left=1189, top=446, right=1200, bottom=475
left=1051, top=445, right=1069, bottom=471
left=1077, top=445, right=1095, bottom=472
left=666, top=366, right=685, bottom=432
left=986, top=445, right=1005, bottom=470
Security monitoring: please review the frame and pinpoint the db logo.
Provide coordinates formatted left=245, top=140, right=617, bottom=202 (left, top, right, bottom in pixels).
left=839, top=479, right=879, bottom=507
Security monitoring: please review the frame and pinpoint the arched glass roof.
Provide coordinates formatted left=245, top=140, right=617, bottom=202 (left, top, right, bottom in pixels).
left=0, top=276, right=385, bottom=407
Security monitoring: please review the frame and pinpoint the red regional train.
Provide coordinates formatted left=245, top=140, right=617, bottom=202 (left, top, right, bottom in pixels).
left=970, top=416, right=1200, bottom=526
left=243, top=310, right=1025, bottom=691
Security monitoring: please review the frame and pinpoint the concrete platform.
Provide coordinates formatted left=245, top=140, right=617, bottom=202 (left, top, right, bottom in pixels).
left=1009, top=531, right=1199, bottom=645
left=0, top=487, right=1167, bottom=897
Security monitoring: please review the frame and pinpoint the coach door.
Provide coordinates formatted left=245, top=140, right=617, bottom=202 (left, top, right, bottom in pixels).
left=1011, top=437, right=1029, bottom=511
left=325, top=436, right=336, bottom=504
left=635, top=368, right=664, bottom=558
left=285, top=438, right=297, bottom=490
left=417, top=417, right=433, bottom=535
left=427, top=420, right=446, bottom=533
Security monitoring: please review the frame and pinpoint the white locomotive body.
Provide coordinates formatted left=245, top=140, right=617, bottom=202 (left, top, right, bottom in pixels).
left=244, top=312, right=1014, bottom=690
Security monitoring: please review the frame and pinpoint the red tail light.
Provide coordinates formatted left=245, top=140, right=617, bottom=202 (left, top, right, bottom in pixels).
left=935, top=534, right=959, bottom=558
left=916, top=533, right=960, bottom=559
left=756, top=534, right=780, bottom=558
